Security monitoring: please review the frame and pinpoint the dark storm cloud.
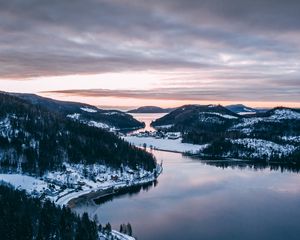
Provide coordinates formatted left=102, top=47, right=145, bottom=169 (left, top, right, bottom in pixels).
left=0, top=0, right=300, bottom=102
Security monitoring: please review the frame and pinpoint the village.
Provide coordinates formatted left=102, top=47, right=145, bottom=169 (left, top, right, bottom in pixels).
left=128, top=130, right=181, bottom=140
left=0, top=162, right=163, bottom=207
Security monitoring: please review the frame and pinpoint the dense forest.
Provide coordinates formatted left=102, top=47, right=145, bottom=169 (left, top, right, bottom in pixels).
left=0, top=184, right=99, bottom=240
left=0, top=93, right=156, bottom=175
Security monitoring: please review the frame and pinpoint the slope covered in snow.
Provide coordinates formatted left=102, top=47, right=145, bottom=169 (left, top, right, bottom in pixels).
left=80, top=107, right=98, bottom=113
left=229, top=138, right=296, bottom=160
left=269, top=109, right=300, bottom=120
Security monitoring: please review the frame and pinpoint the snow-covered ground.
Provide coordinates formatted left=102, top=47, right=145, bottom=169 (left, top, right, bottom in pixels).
left=87, top=120, right=111, bottom=130
left=282, top=136, right=300, bottom=143
left=103, top=111, right=124, bottom=116
left=67, top=113, right=81, bottom=120
left=238, top=111, right=256, bottom=115
left=154, top=124, right=174, bottom=129
left=229, top=138, right=296, bottom=159
left=232, top=109, right=300, bottom=133
left=0, top=163, right=161, bottom=206
left=80, top=107, right=98, bottom=113
left=269, top=109, right=300, bottom=120
left=67, top=113, right=117, bottom=131
left=124, top=136, right=208, bottom=153
left=111, top=230, right=135, bottom=240
left=0, top=116, right=13, bottom=139
left=0, top=174, right=48, bottom=193
left=231, top=109, right=300, bottom=134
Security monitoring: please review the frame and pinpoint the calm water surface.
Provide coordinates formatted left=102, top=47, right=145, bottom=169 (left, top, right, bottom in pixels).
left=129, top=113, right=166, bottom=132
left=74, top=114, right=300, bottom=240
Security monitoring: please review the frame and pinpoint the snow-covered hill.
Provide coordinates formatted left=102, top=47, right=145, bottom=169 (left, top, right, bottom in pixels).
left=151, top=105, right=300, bottom=162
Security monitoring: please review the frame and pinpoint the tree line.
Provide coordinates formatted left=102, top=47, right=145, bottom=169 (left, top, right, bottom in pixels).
left=0, top=184, right=98, bottom=240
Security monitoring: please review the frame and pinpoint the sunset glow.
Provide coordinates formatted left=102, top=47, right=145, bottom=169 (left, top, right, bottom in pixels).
left=0, top=0, right=299, bottom=108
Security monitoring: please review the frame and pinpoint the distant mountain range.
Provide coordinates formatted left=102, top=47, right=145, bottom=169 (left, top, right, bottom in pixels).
left=8, top=92, right=144, bottom=130
left=128, top=104, right=268, bottom=115
left=151, top=104, right=300, bottom=163
left=128, top=106, right=175, bottom=113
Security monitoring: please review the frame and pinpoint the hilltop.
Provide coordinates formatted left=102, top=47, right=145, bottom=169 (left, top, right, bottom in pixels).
left=128, top=106, right=175, bottom=113
left=9, top=92, right=145, bottom=130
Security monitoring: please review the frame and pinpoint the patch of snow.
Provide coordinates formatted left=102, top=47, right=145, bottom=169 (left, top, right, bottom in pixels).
left=124, top=136, right=208, bottom=154
left=88, top=121, right=111, bottom=129
left=155, top=124, right=174, bottom=129
left=231, top=117, right=271, bottom=133
left=0, top=174, right=48, bottom=194
left=66, top=114, right=117, bottom=131
left=0, top=117, right=12, bottom=139
left=111, top=230, right=136, bottom=240
left=208, top=104, right=217, bottom=108
left=67, top=113, right=80, bottom=120
left=102, top=112, right=123, bottom=116
left=244, top=107, right=255, bottom=112
left=198, top=115, right=224, bottom=124
left=80, top=107, right=97, bottom=113
left=282, top=136, right=300, bottom=143
left=238, top=112, right=256, bottom=115
left=269, top=109, right=300, bottom=120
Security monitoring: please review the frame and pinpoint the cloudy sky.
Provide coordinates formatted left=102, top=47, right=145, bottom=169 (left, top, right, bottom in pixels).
left=0, top=0, right=299, bottom=108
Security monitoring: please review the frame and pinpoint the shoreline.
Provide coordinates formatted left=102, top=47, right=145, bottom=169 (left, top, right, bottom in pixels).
left=67, top=179, right=157, bottom=208
left=58, top=164, right=163, bottom=208
left=0, top=164, right=163, bottom=240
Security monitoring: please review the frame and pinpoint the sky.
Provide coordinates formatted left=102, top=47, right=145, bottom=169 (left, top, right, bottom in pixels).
left=0, top=0, right=299, bottom=109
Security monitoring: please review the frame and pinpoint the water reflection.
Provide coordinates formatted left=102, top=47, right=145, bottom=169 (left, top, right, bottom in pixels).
left=128, top=113, right=166, bottom=133
left=197, top=159, right=300, bottom=173
left=94, top=180, right=158, bottom=205
left=73, top=150, right=300, bottom=240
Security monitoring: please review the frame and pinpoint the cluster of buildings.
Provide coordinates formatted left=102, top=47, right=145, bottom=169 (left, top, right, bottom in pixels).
left=128, top=130, right=181, bottom=140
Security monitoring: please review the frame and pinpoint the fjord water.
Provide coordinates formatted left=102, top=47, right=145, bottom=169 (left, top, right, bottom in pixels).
left=73, top=114, right=300, bottom=240
left=129, top=113, right=166, bottom=132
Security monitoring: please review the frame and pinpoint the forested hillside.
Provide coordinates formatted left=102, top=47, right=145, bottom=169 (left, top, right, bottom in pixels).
left=0, top=93, right=156, bottom=175
left=0, top=184, right=98, bottom=240
left=151, top=105, right=300, bottom=162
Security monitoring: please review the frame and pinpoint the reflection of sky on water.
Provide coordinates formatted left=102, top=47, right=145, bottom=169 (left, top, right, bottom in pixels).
left=128, top=113, right=166, bottom=133
left=74, top=149, right=300, bottom=240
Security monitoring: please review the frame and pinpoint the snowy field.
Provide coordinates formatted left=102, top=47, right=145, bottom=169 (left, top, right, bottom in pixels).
left=124, top=136, right=208, bottom=153
left=0, top=174, right=48, bottom=193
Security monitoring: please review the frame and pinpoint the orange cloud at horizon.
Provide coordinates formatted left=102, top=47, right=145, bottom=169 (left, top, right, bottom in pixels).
left=1, top=71, right=299, bottom=109
left=39, top=92, right=300, bottom=110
